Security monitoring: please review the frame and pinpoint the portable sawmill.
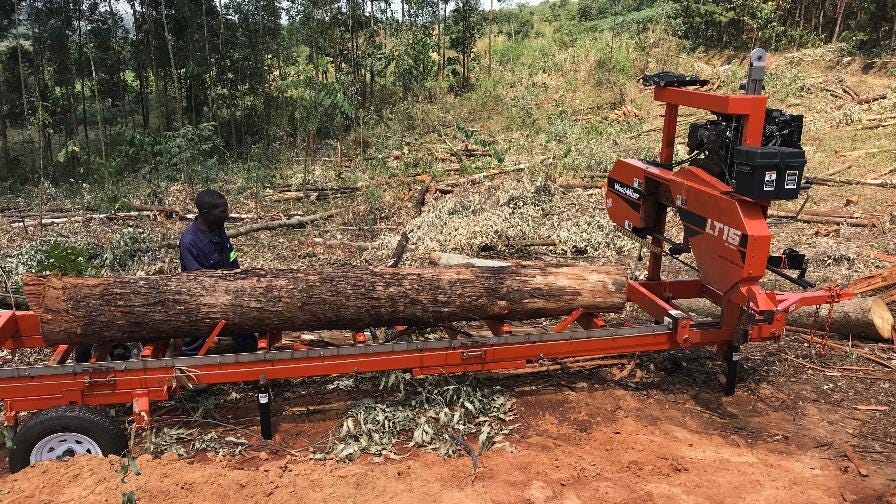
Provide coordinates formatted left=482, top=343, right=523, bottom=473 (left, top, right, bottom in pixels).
left=0, top=48, right=853, bottom=472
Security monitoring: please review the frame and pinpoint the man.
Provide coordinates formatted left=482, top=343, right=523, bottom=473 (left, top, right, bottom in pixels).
left=179, top=189, right=257, bottom=356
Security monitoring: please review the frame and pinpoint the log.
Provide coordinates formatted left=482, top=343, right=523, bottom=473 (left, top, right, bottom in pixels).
left=12, top=211, right=156, bottom=228
left=788, top=297, right=894, bottom=341
left=767, top=210, right=875, bottom=227
left=856, top=92, right=888, bottom=105
left=23, top=265, right=628, bottom=345
left=808, top=176, right=896, bottom=188
left=676, top=297, right=893, bottom=342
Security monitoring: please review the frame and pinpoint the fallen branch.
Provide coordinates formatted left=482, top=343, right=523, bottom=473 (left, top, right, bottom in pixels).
left=268, top=186, right=363, bottom=203
left=823, top=86, right=850, bottom=100
left=557, top=181, right=607, bottom=190
left=613, top=358, right=638, bottom=380
left=808, top=176, right=896, bottom=188
left=841, top=84, right=860, bottom=100
left=767, top=210, right=875, bottom=227
left=440, top=164, right=528, bottom=188
left=308, top=238, right=371, bottom=251
left=131, top=203, right=183, bottom=217
left=387, top=182, right=431, bottom=268
left=856, top=92, right=888, bottom=105
left=227, top=210, right=345, bottom=240
left=836, top=148, right=895, bottom=157
left=508, top=239, right=557, bottom=247
left=853, top=405, right=889, bottom=411
left=499, top=357, right=630, bottom=375
left=849, top=266, right=896, bottom=294
left=879, top=286, right=896, bottom=303
left=784, top=355, right=892, bottom=379
left=819, top=164, right=852, bottom=177
left=845, top=449, right=870, bottom=477
left=12, top=211, right=156, bottom=228
left=795, top=332, right=896, bottom=371
left=156, top=209, right=345, bottom=249
left=863, top=113, right=896, bottom=122
left=856, top=120, right=896, bottom=130
left=387, top=231, right=410, bottom=268
left=868, top=250, right=896, bottom=263
left=412, top=182, right=430, bottom=215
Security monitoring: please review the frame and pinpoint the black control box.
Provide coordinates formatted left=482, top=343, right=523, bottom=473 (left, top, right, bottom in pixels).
left=732, top=146, right=806, bottom=200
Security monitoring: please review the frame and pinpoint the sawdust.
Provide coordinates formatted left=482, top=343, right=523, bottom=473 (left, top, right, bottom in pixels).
left=363, top=178, right=638, bottom=265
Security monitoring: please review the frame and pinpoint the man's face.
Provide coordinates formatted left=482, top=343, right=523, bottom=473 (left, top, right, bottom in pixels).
left=202, top=202, right=229, bottom=229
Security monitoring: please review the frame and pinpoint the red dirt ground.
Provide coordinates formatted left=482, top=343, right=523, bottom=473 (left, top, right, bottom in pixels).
left=1, top=383, right=894, bottom=504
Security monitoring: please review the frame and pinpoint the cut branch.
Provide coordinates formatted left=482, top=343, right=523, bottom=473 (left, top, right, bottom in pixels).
left=856, top=92, right=888, bottom=104
left=767, top=210, right=875, bottom=227
left=808, top=176, right=896, bottom=188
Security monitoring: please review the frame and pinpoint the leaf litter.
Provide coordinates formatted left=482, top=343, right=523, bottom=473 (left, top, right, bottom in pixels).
left=316, top=372, right=518, bottom=468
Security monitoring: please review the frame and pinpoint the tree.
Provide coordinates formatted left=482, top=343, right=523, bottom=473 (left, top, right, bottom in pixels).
left=446, top=0, right=484, bottom=89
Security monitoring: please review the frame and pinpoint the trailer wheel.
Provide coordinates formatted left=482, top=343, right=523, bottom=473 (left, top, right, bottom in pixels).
left=8, top=405, right=128, bottom=473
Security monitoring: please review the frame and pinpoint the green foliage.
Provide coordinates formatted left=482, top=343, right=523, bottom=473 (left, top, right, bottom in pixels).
left=154, top=124, right=224, bottom=185
left=281, top=61, right=353, bottom=143
left=494, top=7, right=535, bottom=41
left=94, top=124, right=222, bottom=186
left=393, top=29, right=438, bottom=98
left=455, top=122, right=505, bottom=163
left=577, top=0, right=656, bottom=22
left=103, top=228, right=159, bottom=275
left=13, top=239, right=101, bottom=277
left=145, top=427, right=249, bottom=458
left=764, top=66, right=809, bottom=100
left=446, top=0, right=486, bottom=89
left=317, top=373, right=517, bottom=462
left=666, top=0, right=890, bottom=52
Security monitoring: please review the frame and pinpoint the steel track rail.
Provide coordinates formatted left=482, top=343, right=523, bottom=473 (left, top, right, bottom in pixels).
left=0, top=324, right=677, bottom=379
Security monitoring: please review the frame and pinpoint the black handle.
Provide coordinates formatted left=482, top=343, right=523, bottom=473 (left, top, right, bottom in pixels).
left=766, top=264, right=816, bottom=289
left=257, top=375, right=273, bottom=440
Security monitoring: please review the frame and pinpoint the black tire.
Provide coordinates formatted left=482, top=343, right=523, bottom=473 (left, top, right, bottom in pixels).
left=73, top=344, right=93, bottom=363
left=8, top=405, right=128, bottom=473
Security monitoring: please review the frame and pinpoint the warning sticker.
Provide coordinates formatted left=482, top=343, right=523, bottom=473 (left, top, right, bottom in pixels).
left=764, top=171, right=777, bottom=191
left=785, top=170, right=799, bottom=189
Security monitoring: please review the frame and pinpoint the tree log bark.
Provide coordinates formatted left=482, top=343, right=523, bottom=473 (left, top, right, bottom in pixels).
left=23, top=265, right=628, bottom=345
left=677, top=297, right=893, bottom=342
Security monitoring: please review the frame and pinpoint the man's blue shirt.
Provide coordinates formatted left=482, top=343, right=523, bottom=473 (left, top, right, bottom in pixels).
left=179, top=222, right=239, bottom=272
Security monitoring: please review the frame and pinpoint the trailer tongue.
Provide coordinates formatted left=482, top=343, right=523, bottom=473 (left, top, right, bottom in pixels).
left=0, top=49, right=853, bottom=472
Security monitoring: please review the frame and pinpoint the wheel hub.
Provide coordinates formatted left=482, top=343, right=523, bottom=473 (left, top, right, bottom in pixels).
left=30, top=433, right=103, bottom=464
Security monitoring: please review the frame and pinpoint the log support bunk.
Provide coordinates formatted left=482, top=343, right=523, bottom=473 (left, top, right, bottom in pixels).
left=0, top=49, right=859, bottom=471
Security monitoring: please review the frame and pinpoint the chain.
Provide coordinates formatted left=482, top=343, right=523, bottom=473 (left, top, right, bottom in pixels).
left=808, top=285, right=840, bottom=355
left=820, top=285, right=841, bottom=353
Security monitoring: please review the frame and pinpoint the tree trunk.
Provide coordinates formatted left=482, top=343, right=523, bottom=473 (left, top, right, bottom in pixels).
left=677, top=297, right=893, bottom=342
left=89, top=50, right=106, bottom=161
left=488, top=0, right=493, bottom=76
left=832, top=0, right=849, bottom=42
left=77, top=0, right=91, bottom=164
left=0, top=86, right=9, bottom=173
left=23, top=265, right=628, bottom=345
left=160, top=0, right=182, bottom=129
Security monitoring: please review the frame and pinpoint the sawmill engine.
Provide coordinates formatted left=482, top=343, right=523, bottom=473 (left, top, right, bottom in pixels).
left=686, top=107, right=807, bottom=200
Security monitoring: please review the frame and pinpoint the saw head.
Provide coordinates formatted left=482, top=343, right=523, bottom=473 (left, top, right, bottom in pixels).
left=606, top=159, right=772, bottom=295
